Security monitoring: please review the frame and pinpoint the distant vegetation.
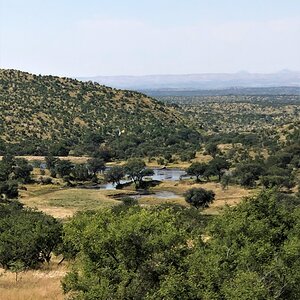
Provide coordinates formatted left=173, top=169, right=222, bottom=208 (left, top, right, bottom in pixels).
left=0, top=69, right=200, bottom=158
left=1, top=69, right=300, bottom=299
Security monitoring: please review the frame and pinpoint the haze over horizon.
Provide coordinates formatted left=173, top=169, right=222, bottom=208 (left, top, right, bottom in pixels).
left=0, top=0, right=299, bottom=77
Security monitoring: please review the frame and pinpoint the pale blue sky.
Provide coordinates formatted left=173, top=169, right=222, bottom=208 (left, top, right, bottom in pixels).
left=0, top=0, right=299, bottom=76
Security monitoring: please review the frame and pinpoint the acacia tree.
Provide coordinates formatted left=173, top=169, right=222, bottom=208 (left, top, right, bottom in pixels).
left=187, top=162, right=207, bottom=182
left=87, top=157, right=106, bottom=176
left=104, top=166, right=125, bottom=186
left=124, top=158, right=154, bottom=189
left=184, top=188, right=215, bottom=209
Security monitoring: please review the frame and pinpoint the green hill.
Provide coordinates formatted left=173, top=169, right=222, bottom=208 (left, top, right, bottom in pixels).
left=0, top=69, right=201, bottom=158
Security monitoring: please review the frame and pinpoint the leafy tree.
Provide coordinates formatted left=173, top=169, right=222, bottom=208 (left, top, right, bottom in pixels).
left=187, top=191, right=300, bottom=299
left=55, top=160, right=73, bottom=178
left=184, top=188, right=215, bottom=209
left=235, top=162, right=266, bottom=187
left=209, top=157, right=230, bottom=181
left=61, top=208, right=190, bottom=299
left=71, top=164, right=91, bottom=181
left=0, top=180, right=19, bottom=199
left=87, top=157, right=105, bottom=176
left=261, top=175, right=295, bottom=190
left=104, top=166, right=125, bottom=186
left=205, top=143, right=219, bottom=158
left=0, top=205, right=62, bottom=269
left=13, top=158, right=33, bottom=183
left=124, top=159, right=154, bottom=189
left=187, top=162, right=207, bottom=182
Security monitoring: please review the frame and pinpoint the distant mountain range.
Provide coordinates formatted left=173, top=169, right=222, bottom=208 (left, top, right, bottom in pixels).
left=78, top=70, right=300, bottom=93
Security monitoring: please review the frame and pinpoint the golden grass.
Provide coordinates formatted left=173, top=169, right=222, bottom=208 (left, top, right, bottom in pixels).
left=152, top=180, right=254, bottom=214
left=0, top=261, right=65, bottom=300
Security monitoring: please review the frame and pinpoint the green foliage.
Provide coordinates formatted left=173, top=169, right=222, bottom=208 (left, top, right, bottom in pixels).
left=87, top=157, right=106, bottom=176
left=186, top=190, right=300, bottom=299
left=186, top=162, right=207, bottom=181
left=0, top=204, right=62, bottom=269
left=124, top=159, right=154, bottom=189
left=59, top=190, right=300, bottom=299
left=0, top=180, right=19, bottom=199
left=104, top=166, right=125, bottom=186
left=184, top=187, right=215, bottom=209
left=0, top=69, right=201, bottom=159
left=55, top=159, right=74, bottom=178
left=61, top=207, right=192, bottom=299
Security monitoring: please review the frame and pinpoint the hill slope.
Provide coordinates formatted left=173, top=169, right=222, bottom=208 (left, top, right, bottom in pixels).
left=0, top=69, right=200, bottom=157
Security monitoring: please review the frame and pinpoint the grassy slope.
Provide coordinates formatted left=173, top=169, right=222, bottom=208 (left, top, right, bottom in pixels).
left=0, top=69, right=184, bottom=144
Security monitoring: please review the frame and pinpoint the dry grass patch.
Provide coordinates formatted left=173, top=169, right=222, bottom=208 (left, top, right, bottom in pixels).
left=152, top=180, right=253, bottom=214
left=0, top=262, right=65, bottom=300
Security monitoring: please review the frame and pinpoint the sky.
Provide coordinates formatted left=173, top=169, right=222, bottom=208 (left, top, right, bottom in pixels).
left=0, top=0, right=299, bottom=76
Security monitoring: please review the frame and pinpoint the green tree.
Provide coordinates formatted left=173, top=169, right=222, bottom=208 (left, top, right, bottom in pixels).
left=104, top=166, right=125, bottom=186
left=55, top=160, right=73, bottom=178
left=124, top=159, right=154, bottom=189
left=61, top=207, right=190, bottom=299
left=205, top=143, right=219, bottom=158
left=187, top=190, right=300, bottom=299
left=184, top=188, right=215, bottom=209
left=87, top=157, right=106, bottom=176
left=209, top=157, right=230, bottom=181
left=0, top=205, right=62, bottom=269
left=186, top=162, right=207, bottom=182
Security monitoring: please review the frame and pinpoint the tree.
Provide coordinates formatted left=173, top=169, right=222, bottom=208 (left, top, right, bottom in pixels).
left=0, top=205, right=62, bottom=269
left=184, top=188, right=215, bottom=209
left=235, top=162, right=266, bottom=187
left=186, top=162, right=207, bottom=182
left=13, top=158, right=33, bottom=183
left=71, top=164, right=91, bottom=181
left=55, top=160, right=73, bottom=178
left=61, top=207, right=190, bottom=299
left=124, top=159, right=154, bottom=189
left=208, top=157, right=230, bottom=181
left=0, top=180, right=19, bottom=199
left=187, top=191, right=300, bottom=299
left=104, top=166, right=125, bottom=186
left=87, top=157, right=106, bottom=176
left=205, top=143, right=219, bottom=158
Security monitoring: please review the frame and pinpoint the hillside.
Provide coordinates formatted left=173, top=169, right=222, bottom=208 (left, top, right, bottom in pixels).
left=0, top=69, right=200, bottom=157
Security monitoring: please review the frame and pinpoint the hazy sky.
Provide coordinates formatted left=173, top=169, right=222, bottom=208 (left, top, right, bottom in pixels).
left=0, top=0, right=299, bottom=76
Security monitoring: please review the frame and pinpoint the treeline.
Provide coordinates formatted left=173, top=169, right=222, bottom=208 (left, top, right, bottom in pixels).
left=2, top=190, right=300, bottom=299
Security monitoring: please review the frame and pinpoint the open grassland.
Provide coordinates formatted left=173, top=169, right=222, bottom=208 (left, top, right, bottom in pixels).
left=151, top=180, right=253, bottom=214
left=0, top=260, right=65, bottom=300
left=20, top=180, right=253, bottom=218
left=20, top=184, right=130, bottom=218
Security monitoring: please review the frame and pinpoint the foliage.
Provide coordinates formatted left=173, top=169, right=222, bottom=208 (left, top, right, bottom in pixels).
left=186, top=162, right=207, bottom=182
left=124, top=159, right=154, bottom=189
left=186, top=190, right=300, bottom=299
left=61, top=207, right=193, bottom=299
left=104, top=166, right=125, bottom=186
left=184, top=187, right=215, bottom=209
left=0, top=203, right=62, bottom=269
left=0, top=69, right=201, bottom=159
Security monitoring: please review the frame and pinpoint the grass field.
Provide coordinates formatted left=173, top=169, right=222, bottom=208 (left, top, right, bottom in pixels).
left=19, top=179, right=253, bottom=218
left=19, top=184, right=132, bottom=218
left=0, top=259, right=66, bottom=300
